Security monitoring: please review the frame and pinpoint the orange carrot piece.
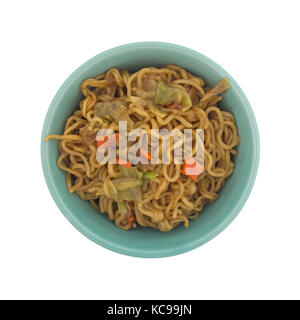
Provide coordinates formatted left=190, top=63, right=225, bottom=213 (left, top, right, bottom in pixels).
left=140, top=149, right=151, bottom=161
left=182, top=158, right=204, bottom=180
left=96, top=134, right=119, bottom=148
left=166, top=103, right=181, bottom=109
left=128, top=215, right=135, bottom=228
left=97, top=136, right=108, bottom=147
left=116, top=157, right=131, bottom=168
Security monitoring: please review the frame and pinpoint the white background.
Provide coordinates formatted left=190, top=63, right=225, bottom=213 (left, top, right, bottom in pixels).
left=0, top=0, right=299, bottom=300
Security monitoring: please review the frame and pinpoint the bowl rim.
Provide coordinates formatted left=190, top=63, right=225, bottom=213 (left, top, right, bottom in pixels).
left=41, top=41, right=260, bottom=258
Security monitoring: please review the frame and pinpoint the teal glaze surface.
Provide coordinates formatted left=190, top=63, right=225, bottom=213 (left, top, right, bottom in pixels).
left=41, top=42, right=260, bottom=258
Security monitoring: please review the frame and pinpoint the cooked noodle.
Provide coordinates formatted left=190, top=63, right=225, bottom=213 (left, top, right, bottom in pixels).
left=45, top=65, right=240, bottom=231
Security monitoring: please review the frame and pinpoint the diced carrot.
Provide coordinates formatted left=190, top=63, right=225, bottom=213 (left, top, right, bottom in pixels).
left=182, top=163, right=188, bottom=175
left=128, top=215, right=135, bottom=228
left=166, top=103, right=181, bottom=109
left=116, top=157, right=131, bottom=168
left=97, top=136, right=108, bottom=147
left=140, top=149, right=151, bottom=161
left=188, top=174, right=199, bottom=181
left=96, top=134, right=119, bottom=148
left=96, top=134, right=119, bottom=142
left=182, top=158, right=204, bottom=180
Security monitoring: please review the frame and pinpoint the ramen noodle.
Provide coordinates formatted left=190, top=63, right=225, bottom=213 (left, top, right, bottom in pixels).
left=45, top=65, right=240, bottom=231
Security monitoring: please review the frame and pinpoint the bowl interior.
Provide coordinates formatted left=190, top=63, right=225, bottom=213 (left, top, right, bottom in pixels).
left=41, top=43, right=259, bottom=258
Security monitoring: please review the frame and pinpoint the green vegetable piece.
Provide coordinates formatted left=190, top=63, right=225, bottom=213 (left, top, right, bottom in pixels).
left=104, top=115, right=113, bottom=122
left=181, top=92, right=193, bottom=111
left=155, top=81, right=176, bottom=106
left=143, top=172, right=158, bottom=180
left=104, top=166, right=144, bottom=201
left=95, top=101, right=133, bottom=128
left=119, top=166, right=144, bottom=180
left=117, top=202, right=127, bottom=214
left=155, top=81, right=192, bottom=111
left=107, top=180, right=118, bottom=195
left=111, top=178, right=142, bottom=191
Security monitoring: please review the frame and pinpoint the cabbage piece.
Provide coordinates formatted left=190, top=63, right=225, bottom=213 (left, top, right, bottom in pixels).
left=105, top=166, right=144, bottom=201
left=94, top=101, right=120, bottom=118
left=154, top=81, right=192, bottom=111
left=104, top=115, right=113, bottom=122
left=181, top=93, right=193, bottom=112
left=95, top=101, right=133, bottom=128
left=106, top=180, right=118, bottom=195
left=119, top=166, right=144, bottom=180
left=111, top=178, right=142, bottom=190
left=155, top=82, right=175, bottom=105
left=118, top=187, right=142, bottom=201
left=200, top=78, right=231, bottom=103
left=117, top=201, right=127, bottom=214
left=141, top=179, right=149, bottom=192
left=107, top=185, right=142, bottom=201
left=109, top=184, right=142, bottom=201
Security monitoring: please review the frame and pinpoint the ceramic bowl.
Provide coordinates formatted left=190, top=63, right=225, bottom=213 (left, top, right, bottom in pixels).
left=41, top=42, right=259, bottom=257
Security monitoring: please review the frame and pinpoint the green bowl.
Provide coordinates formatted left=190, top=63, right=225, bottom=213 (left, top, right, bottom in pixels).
left=41, top=42, right=259, bottom=258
